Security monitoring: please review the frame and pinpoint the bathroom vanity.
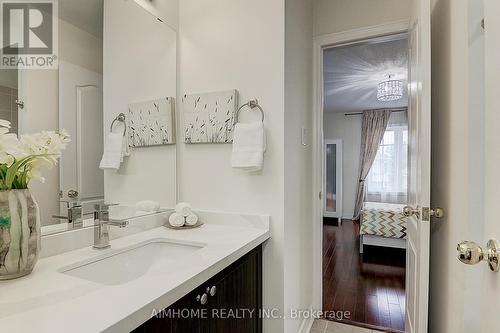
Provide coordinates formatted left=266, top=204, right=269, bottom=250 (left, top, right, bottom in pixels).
left=132, top=245, right=262, bottom=333
left=0, top=212, right=270, bottom=333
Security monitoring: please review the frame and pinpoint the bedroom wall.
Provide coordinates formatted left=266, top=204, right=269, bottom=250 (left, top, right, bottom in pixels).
left=323, top=112, right=361, bottom=218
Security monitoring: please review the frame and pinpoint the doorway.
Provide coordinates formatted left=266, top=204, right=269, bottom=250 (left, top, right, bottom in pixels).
left=312, top=24, right=412, bottom=333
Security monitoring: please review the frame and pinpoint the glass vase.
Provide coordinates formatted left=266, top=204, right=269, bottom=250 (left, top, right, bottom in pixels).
left=0, top=189, right=41, bottom=280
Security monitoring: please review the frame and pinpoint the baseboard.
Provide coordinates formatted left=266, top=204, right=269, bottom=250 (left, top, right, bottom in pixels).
left=297, top=305, right=315, bottom=333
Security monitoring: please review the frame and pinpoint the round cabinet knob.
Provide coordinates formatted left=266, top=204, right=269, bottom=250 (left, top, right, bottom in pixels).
left=199, top=293, right=208, bottom=305
left=210, top=286, right=216, bottom=296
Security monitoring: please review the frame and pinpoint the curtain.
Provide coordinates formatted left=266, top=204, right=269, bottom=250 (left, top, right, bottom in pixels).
left=353, top=109, right=392, bottom=220
left=365, top=111, right=408, bottom=204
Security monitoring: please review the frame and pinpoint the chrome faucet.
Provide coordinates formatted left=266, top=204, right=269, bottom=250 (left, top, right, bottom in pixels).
left=93, top=204, right=128, bottom=250
left=53, top=201, right=83, bottom=229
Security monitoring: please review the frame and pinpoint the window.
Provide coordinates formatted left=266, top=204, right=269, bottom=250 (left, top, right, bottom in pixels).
left=366, top=124, right=408, bottom=204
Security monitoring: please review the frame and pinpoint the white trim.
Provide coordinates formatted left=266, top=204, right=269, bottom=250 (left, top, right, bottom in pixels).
left=311, top=20, right=411, bottom=312
left=322, top=139, right=343, bottom=219
left=313, top=19, right=410, bottom=46
left=297, top=308, right=315, bottom=333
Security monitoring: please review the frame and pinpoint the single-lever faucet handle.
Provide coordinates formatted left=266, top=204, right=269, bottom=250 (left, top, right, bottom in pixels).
left=93, top=204, right=127, bottom=250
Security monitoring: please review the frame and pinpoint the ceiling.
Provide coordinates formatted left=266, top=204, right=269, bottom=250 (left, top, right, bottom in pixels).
left=323, top=35, right=408, bottom=113
left=59, top=0, right=104, bottom=38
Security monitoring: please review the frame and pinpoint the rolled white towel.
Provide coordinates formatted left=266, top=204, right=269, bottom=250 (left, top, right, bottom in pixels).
left=135, top=200, right=160, bottom=212
left=185, top=213, right=199, bottom=226
left=169, top=213, right=185, bottom=227
left=175, top=202, right=192, bottom=217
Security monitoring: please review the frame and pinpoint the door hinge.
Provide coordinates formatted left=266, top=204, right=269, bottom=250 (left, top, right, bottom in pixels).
left=319, top=191, right=322, bottom=200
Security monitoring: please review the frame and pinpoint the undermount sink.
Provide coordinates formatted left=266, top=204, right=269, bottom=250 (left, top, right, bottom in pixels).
left=58, top=238, right=205, bottom=285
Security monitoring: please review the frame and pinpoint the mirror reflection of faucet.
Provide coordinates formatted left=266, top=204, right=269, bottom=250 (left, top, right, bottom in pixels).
left=52, top=201, right=83, bottom=229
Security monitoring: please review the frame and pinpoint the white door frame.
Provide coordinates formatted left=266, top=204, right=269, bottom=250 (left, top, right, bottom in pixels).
left=323, top=139, right=343, bottom=219
left=311, top=19, right=410, bottom=310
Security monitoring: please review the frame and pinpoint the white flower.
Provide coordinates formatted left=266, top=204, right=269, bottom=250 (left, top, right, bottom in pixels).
left=0, top=118, right=71, bottom=189
left=20, top=130, right=71, bottom=164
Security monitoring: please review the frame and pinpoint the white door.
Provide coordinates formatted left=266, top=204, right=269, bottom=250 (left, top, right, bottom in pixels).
left=405, top=0, right=432, bottom=332
left=59, top=61, right=103, bottom=202
left=323, top=139, right=342, bottom=218
left=480, top=1, right=500, bottom=331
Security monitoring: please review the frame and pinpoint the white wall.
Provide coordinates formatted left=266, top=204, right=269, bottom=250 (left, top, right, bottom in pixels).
left=103, top=0, right=177, bottom=208
left=59, top=19, right=103, bottom=74
left=429, top=0, right=481, bottom=332
left=133, top=0, right=178, bottom=29
left=284, top=0, right=313, bottom=332
left=21, top=17, right=103, bottom=226
left=313, top=0, right=411, bottom=36
left=178, top=1, right=285, bottom=332
left=323, top=112, right=361, bottom=218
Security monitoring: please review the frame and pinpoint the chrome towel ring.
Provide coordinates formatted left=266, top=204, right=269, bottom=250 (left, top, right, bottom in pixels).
left=110, top=113, right=126, bottom=136
left=235, top=98, right=264, bottom=123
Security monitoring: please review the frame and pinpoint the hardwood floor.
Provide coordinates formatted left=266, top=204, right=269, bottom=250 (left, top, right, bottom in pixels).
left=323, top=220, right=406, bottom=332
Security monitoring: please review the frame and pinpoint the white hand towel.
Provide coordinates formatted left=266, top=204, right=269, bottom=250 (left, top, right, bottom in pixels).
left=185, top=213, right=199, bottom=226
left=121, top=132, right=130, bottom=162
left=135, top=200, right=160, bottom=212
left=99, top=132, right=124, bottom=170
left=169, top=213, right=185, bottom=227
left=175, top=202, right=192, bottom=217
left=231, top=122, right=266, bottom=171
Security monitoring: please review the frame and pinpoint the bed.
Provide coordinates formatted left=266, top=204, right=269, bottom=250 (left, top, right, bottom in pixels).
left=359, top=202, right=408, bottom=253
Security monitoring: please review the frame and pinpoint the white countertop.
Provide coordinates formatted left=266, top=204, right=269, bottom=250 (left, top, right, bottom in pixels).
left=0, top=222, right=270, bottom=333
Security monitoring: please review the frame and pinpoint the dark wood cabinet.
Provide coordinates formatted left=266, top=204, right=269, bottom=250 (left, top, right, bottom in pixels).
left=132, top=245, right=262, bottom=333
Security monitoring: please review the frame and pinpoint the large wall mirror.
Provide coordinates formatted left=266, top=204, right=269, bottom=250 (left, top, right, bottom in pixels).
left=0, top=0, right=177, bottom=233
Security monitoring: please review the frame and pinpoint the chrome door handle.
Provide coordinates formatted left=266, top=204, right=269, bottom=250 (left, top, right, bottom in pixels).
left=403, top=206, right=445, bottom=219
left=457, top=239, right=499, bottom=272
left=403, top=206, right=420, bottom=218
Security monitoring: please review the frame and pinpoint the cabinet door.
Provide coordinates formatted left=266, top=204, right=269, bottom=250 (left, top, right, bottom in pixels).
left=133, top=289, right=203, bottom=333
left=207, top=247, right=262, bottom=333
left=130, top=246, right=262, bottom=333
left=170, top=289, right=205, bottom=333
